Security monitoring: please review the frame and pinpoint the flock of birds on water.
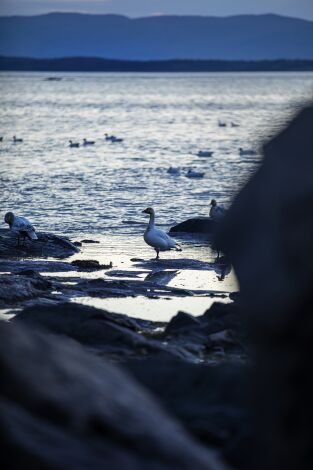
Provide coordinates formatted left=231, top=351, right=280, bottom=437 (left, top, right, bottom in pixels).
left=1, top=119, right=257, bottom=181
left=4, top=199, right=225, bottom=260
left=2, top=117, right=256, bottom=259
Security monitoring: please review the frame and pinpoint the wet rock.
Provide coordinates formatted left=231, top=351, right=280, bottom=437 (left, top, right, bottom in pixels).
left=133, top=258, right=211, bottom=271
left=72, top=278, right=196, bottom=299
left=80, top=239, right=100, bottom=244
left=12, top=303, right=201, bottom=361
left=107, top=270, right=147, bottom=278
left=0, top=259, right=76, bottom=274
left=170, top=217, right=217, bottom=234
left=71, top=259, right=113, bottom=270
left=217, top=105, right=313, bottom=469
left=144, top=269, right=179, bottom=284
left=0, top=228, right=79, bottom=259
left=0, top=272, right=52, bottom=305
left=0, top=322, right=225, bottom=470
left=201, top=302, right=244, bottom=338
left=162, top=302, right=247, bottom=361
left=73, top=241, right=82, bottom=247
left=165, top=311, right=202, bottom=334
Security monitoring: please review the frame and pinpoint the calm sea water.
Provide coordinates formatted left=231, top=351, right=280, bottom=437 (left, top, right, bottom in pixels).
left=1, top=71, right=312, bottom=237
left=1, top=72, right=312, bottom=318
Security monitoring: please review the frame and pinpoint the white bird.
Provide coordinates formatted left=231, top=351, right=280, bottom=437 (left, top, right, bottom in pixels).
left=69, top=140, right=80, bottom=148
left=142, top=207, right=181, bottom=260
left=4, top=212, right=38, bottom=245
left=186, top=169, right=205, bottom=178
left=239, top=147, right=256, bottom=156
left=167, top=166, right=180, bottom=175
left=209, top=199, right=226, bottom=220
left=13, top=136, right=23, bottom=143
left=197, top=150, right=213, bottom=157
left=83, top=138, right=95, bottom=146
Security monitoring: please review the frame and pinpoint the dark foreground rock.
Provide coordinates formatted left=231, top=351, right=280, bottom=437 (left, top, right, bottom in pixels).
left=125, top=359, right=251, bottom=469
left=0, top=322, right=225, bottom=470
left=13, top=301, right=246, bottom=363
left=170, top=217, right=217, bottom=234
left=217, top=105, right=313, bottom=468
left=0, top=228, right=79, bottom=259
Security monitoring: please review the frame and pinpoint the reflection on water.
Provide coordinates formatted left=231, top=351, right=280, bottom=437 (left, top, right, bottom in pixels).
left=72, top=296, right=230, bottom=323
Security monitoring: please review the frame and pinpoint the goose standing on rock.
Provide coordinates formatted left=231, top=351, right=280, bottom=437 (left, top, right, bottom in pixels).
left=210, top=199, right=226, bottom=220
left=142, top=207, right=181, bottom=259
left=4, top=212, right=38, bottom=245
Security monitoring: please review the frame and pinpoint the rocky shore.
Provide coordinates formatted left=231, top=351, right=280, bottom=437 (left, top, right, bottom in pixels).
left=2, top=105, right=312, bottom=469
left=0, top=226, right=244, bottom=468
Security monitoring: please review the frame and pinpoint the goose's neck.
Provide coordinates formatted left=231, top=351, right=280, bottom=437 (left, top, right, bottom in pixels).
left=148, top=212, right=155, bottom=229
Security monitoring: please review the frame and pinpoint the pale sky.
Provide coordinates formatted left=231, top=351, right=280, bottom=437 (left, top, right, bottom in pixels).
left=0, top=0, right=313, bottom=21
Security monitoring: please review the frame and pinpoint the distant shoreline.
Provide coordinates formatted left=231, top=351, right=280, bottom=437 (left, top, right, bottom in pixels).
left=1, top=56, right=313, bottom=73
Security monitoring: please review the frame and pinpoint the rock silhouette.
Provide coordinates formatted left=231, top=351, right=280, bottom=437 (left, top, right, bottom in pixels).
left=217, top=104, right=313, bottom=469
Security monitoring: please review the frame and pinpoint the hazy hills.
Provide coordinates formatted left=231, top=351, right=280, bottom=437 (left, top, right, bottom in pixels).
left=0, top=13, right=312, bottom=60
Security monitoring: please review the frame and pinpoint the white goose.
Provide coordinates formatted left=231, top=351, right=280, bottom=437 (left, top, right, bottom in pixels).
left=4, top=212, right=38, bottom=245
left=209, top=199, right=226, bottom=220
left=142, top=207, right=181, bottom=259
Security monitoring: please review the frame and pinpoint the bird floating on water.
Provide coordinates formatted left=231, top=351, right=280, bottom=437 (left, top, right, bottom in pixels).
left=167, top=166, right=181, bottom=175
left=83, top=138, right=95, bottom=146
left=218, top=120, right=227, bottom=127
left=197, top=150, right=213, bottom=157
left=186, top=169, right=205, bottom=178
left=105, top=133, right=123, bottom=143
left=69, top=140, right=80, bottom=148
left=4, top=212, right=38, bottom=245
left=142, top=207, right=181, bottom=260
left=209, top=199, right=226, bottom=220
left=13, top=136, right=23, bottom=143
left=0, top=137, right=3, bottom=142
left=231, top=122, right=240, bottom=127
left=239, top=147, right=256, bottom=156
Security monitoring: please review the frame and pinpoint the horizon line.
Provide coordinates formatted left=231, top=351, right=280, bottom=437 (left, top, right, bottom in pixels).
left=0, top=11, right=311, bottom=23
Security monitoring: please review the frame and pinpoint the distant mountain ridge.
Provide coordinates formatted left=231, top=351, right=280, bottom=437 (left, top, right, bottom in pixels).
left=0, top=13, right=313, bottom=60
